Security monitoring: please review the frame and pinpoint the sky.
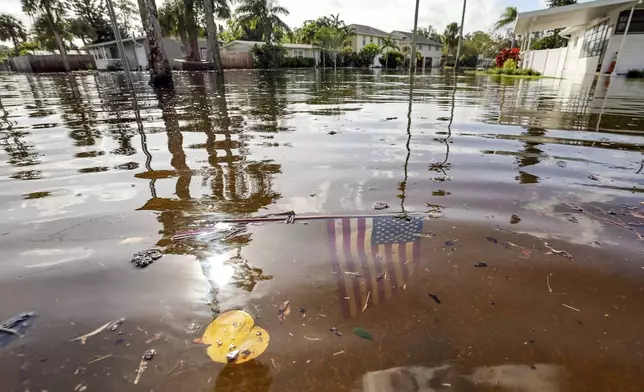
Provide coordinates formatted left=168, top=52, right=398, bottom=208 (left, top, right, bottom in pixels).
left=1, top=0, right=553, bottom=46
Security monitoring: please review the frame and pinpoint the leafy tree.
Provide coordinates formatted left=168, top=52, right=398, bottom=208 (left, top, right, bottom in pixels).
left=378, top=51, right=403, bottom=68
left=547, top=0, right=577, bottom=6
left=464, top=31, right=497, bottom=59
left=251, top=42, right=284, bottom=68
left=70, top=0, right=114, bottom=44
left=314, top=17, right=354, bottom=71
left=236, top=0, right=289, bottom=43
left=442, top=22, right=459, bottom=56
left=158, top=0, right=188, bottom=43
left=379, top=34, right=397, bottom=68
left=494, top=7, right=517, bottom=31
left=30, top=13, right=73, bottom=53
left=0, top=14, right=27, bottom=56
left=21, top=0, right=71, bottom=69
left=417, top=25, right=441, bottom=42
left=359, top=42, right=380, bottom=66
left=113, top=0, right=140, bottom=37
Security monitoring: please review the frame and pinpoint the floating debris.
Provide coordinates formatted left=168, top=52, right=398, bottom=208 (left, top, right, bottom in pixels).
left=373, top=202, right=390, bottom=210
left=563, top=304, right=580, bottom=312
left=70, top=319, right=122, bottom=345
left=384, top=117, right=398, bottom=121
left=521, top=249, right=532, bottom=258
left=353, top=327, right=373, bottom=340
left=329, top=327, right=342, bottom=337
left=130, top=249, right=163, bottom=268
left=504, top=241, right=520, bottom=248
left=485, top=237, right=498, bottom=244
left=376, top=272, right=386, bottom=282
left=544, top=242, right=574, bottom=260
left=415, top=232, right=437, bottom=238
left=0, top=312, right=38, bottom=347
left=474, top=262, right=488, bottom=268
left=445, top=240, right=454, bottom=247
left=299, top=307, right=306, bottom=315
left=428, top=293, right=441, bottom=304
left=510, top=215, right=521, bottom=224
left=303, top=336, right=320, bottom=341
left=134, top=349, right=156, bottom=384
left=109, top=318, right=125, bottom=332
left=198, top=310, right=269, bottom=364
left=328, top=130, right=338, bottom=135
left=278, top=300, right=291, bottom=323
left=333, top=350, right=345, bottom=356
left=344, top=271, right=361, bottom=278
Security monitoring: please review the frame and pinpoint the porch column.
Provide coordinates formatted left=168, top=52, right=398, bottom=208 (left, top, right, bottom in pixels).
left=611, top=1, right=638, bottom=76
left=524, top=19, right=535, bottom=69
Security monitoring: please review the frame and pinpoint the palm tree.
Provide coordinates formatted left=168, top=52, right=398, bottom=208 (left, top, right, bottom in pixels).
left=494, top=7, right=517, bottom=30
left=380, top=34, right=397, bottom=68
left=21, top=0, right=71, bottom=70
left=136, top=0, right=173, bottom=86
left=314, top=22, right=354, bottom=72
left=236, top=0, right=289, bottom=43
left=0, top=14, right=27, bottom=56
left=158, top=0, right=188, bottom=48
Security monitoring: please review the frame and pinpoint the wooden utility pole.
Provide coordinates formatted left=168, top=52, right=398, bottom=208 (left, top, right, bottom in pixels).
left=454, top=0, right=467, bottom=69
left=409, top=0, right=420, bottom=73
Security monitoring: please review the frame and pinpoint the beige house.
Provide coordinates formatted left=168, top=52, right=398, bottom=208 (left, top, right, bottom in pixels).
left=347, top=24, right=443, bottom=68
left=222, top=40, right=320, bottom=63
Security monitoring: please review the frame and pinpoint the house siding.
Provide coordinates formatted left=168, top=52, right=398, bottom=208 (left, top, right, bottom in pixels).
left=600, top=5, right=644, bottom=74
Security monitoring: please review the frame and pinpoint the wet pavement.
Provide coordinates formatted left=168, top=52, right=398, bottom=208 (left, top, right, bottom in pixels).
left=0, top=69, right=643, bottom=391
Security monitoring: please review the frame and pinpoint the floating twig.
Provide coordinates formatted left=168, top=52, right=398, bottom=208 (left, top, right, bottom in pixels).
left=563, top=304, right=580, bottom=312
left=167, top=361, right=183, bottom=376
left=333, top=351, right=344, bottom=356
left=362, top=291, right=371, bottom=312
left=303, top=336, right=320, bottom=341
left=88, top=354, right=113, bottom=364
left=547, top=275, right=552, bottom=293
left=69, top=320, right=116, bottom=344
left=544, top=242, right=574, bottom=260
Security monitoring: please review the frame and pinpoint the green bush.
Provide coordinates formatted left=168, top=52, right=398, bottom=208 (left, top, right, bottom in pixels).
left=486, top=66, right=541, bottom=77
left=378, top=51, right=404, bottom=69
left=626, top=69, right=644, bottom=78
left=252, top=44, right=285, bottom=69
left=359, top=43, right=380, bottom=67
left=502, top=58, right=517, bottom=70
left=280, top=57, right=315, bottom=68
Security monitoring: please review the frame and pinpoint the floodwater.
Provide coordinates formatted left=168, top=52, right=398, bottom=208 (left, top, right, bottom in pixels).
left=0, top=69, right=643, bottom=391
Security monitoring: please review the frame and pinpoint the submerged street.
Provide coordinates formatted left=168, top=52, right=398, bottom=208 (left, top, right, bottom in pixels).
left=0, top=69, right=643, bottom=391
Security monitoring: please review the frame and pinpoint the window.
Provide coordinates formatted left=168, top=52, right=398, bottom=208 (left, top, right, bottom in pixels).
left=581, top=20, right=610, bottom=57
left=573, top=36, right=579, bottom=48
left=370, top=37, right=373, bottom=43
left=296, top=50, right=304, bottom=58
left=201, top=48, right=207, bottom=59
left=378, top=38, right=382, bottom=45
left=362, top=37, right=366, bottom=45
left=616, top=9, right=644, bottom=33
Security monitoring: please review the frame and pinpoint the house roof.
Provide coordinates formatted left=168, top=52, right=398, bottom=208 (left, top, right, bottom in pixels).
left=514, top=0, right=636, bottom=34
left=347, top=24, right=389, bottom=37
left=390, top=30, right=442, bottom=46
left=83, top=37, right=146, bottom=49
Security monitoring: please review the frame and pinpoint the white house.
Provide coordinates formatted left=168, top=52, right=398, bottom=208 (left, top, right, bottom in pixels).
left=84, top=37, right=212, bottom=70
left=221, top=40, right=320, bottom=64
left=514, top=0, right=644, bottom=79
left=390, top=30, right=443, bottom=68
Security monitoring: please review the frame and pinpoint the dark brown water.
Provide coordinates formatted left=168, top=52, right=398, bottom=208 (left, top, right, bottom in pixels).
left=1, top=70, right=643, bottom=391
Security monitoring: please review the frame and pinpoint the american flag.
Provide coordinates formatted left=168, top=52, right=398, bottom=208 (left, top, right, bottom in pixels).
left=327, top=215, right=423, bottom=318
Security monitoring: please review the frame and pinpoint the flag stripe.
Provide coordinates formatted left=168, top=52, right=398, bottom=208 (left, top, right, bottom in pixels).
left=399, top=241, right=408, bottom=282
left=357, top=218, right=373, bottom=309
left=327, top=219, right=350, bottom=318
left=338, top=219, right=357, bottom=317
left=364, top=218, right=381, bottom=305
left=343, top=218, right=361, bottom=317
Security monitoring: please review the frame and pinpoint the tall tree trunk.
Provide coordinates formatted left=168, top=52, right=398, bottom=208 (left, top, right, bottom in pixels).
left=45, top=9, right=71, bottom=72
left=183, top=0, right=200, bottom=61
left=11, top=33, right=20, bottom=57
left=203, top=0, right=223, bottom=73
left=137, top=0, right=173, bottom=87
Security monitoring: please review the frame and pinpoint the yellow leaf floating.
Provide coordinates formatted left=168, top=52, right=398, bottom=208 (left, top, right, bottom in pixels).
left=200, top=310, right=269, bottom=364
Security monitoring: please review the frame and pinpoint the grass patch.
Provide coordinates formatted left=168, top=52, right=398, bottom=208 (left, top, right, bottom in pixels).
left=464, top=70, right=556, bottom=79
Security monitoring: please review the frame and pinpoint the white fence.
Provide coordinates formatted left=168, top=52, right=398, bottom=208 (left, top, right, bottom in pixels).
left=522, top=48, right=568, bottom=78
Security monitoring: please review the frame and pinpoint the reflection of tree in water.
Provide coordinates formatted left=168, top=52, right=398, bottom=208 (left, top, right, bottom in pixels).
left=136, top=76, right=281, bottom=295
left=214, top=359, right=272, bottom=392
left=247, top=71, right=290, bottom=132
left=0, top=78, right=42, bottom=180
left=95, top=74, right=139, bottom=157
left=52, top=75, right=101, bottom=147
left=515, top=127, right=545, bottom=184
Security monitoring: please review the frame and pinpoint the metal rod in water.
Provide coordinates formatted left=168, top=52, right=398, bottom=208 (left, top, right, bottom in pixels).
left=105, top=0, right=136, bottom=93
